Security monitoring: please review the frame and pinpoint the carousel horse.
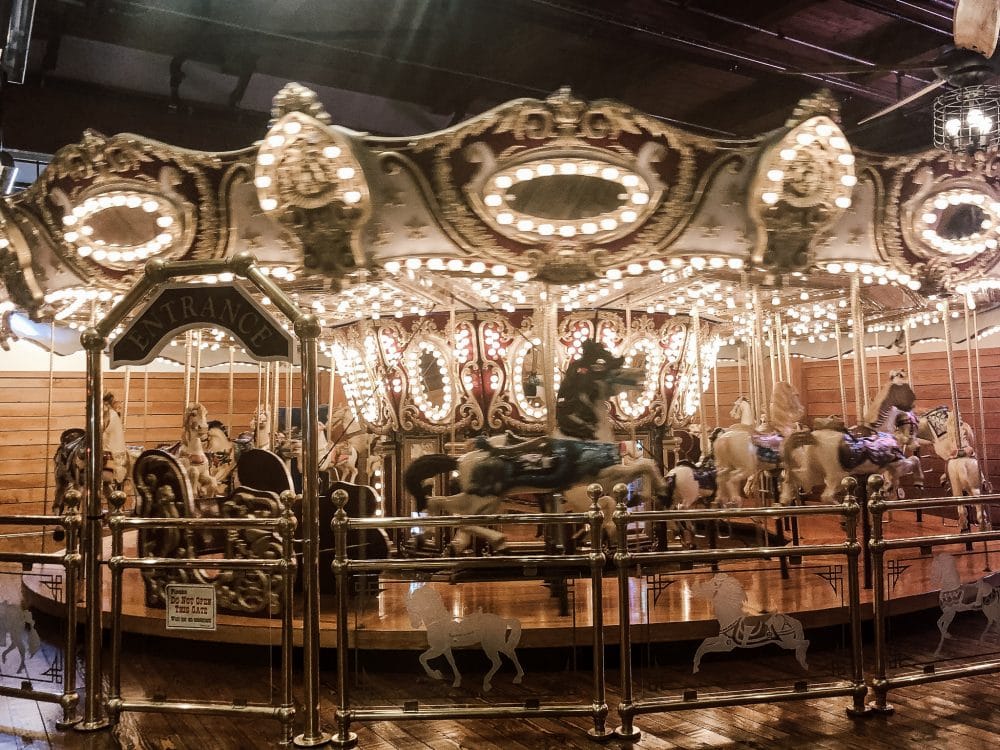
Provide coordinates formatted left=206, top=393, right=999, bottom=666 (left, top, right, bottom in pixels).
left=404, top=340, right=668, bottom=554
left=176, top=403, right=218, bottom=499
left=327, top=405, right=377, bottom=484
left=204, top=420, right=238, bottom=493
left=406, top=585, right=525, bottom=692
left=691, top=573, right=809, bottom=674
left=918, top=406, right=991, bottom=532
left=730, top=396, right=754, bottom=427
left=780, top=411, right=922, bottom=504
left=0, top=601, right=41, bottom=675
left=53, top=392, right=132, bottom=515
left=930, top=553, right=1000, bottom=655
left=779, top=371, right=924, bottom=504
left=712, top=383, right=804, bottom=506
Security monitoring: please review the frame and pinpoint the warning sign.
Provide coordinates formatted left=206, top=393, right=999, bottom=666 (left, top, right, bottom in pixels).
left=165, top=584, right=217, bottom=631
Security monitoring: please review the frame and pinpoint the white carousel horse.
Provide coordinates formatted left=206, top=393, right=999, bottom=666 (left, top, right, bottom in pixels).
left=930, top=553, right=1000, bottom=655
left=0, top=601, right=41, bottom=675
left=53, top=392, right=132, bottom=515
left=176, top=403, right=218, bottom=499
left=918, top=406, right=991, bottom=533
left=204, top=420, right=238, bottom=491
left=250, top=407, right=271, bottom=449
left=730, top=395, right=754, bottom=427
left=713, top=383, right=803, bottom=506
left=406, top=585, right=525, bottom=692
left=327, top=405, right=377, bottom=484
left=691, top=573, right=809, bottom=673
left=780, top=415, right=923, bottom=504
left=779, top=370, right=924, bottom=504
left=404, top=340, right=668, bottom=554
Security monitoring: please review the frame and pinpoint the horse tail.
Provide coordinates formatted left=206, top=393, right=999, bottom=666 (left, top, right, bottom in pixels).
left=404, top=454, right=458, bottom=511
left=662, top=470, right=678, bottom=509
left=505, top=617, right=522, bottom=649
left=781, top=430, right=815, bottom=466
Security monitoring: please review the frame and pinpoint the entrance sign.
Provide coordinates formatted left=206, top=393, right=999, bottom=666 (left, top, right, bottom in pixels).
left=165, top=583, right=217, bottom=631
left=110, top=282, right=293, bottom=367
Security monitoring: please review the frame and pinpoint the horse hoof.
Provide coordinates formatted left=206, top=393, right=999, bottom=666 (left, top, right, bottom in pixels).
left=429, top=670, right=444, bottom=680
left=513, top=676, right=523, bottom=684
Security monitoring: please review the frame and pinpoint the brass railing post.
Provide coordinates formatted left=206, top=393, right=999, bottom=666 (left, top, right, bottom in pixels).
left=866, top=474, right=894, bottom=714
left=841, top=478, right=871, bottom=717
left=77, top=327, right=109, bottom=732
left=106, top=490, right=127, bottom=726
left=57, top=488, right=82, bottom=729
left=294, top=314, right=330, bottom=747
left=613, top=483, right=640, bottom=741
left=331, top=489, right=357, bottom=748
left=280, top=491, right=299, bottom=746
left=586, top=484, right=611, bottom=739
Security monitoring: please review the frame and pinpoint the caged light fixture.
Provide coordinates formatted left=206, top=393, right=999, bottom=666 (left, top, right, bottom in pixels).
left=933, top=85, right=1000, bottom=154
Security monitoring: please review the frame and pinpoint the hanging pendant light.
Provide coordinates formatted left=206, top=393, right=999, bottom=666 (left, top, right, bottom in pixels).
left=933, top=84, right=1000, bottom=154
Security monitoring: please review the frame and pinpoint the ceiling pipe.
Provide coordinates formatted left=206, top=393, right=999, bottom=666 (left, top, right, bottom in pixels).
left=524, top=0, right=912, bottom=106
left=841, top=0, right=953, bottom=37
left=659, top=0, right=936, bottom=88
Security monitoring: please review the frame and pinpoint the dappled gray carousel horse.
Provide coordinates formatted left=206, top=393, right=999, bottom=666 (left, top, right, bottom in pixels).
left=404, top=340, right=669, bottom=553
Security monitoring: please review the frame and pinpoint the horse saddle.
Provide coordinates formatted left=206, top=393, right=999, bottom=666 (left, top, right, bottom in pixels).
left=468, top=438, right=620, bottom=496
left=837, top=432, right=904, bottom=470
left=677, top=459, right=717, bottom=492
left=750, top=432, right=783, bottom=465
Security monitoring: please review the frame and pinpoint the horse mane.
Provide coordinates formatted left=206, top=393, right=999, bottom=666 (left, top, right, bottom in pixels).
left=769, top=382, right=805, bottom=430
left=207, top=420, right=228, bottom=437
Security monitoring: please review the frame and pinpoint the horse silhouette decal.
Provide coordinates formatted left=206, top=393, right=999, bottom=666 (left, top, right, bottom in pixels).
left=405, top=585, right=525, bottom=692
left=930, top=553, right=1000, bottom=655
left=1, top=601, right=42, bottom=675
left=692, top=573, right=809, bottom=673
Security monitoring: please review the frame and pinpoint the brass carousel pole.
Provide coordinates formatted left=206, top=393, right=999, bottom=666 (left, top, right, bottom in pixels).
left=327, top=349, right=336, bottom=444
left=184, top=329, right=192, bottom=407
left=834, top=320, right=849, bottom=422
left=143, top=366, right=149, bottom=450
left=850, top=276, right=868, bottom=425
left=736, top=343, right=744, bottom=398
left=122, top=366, right=132, bottom=434
left=542, top=288, right=558, bottom=436
left=874, top=330, right=881, bottom=386
left=941, top=298, right=965, bottom=455
left=692, top=308, right=709, bottom=457
left=193, top=329, right=202, bottom=404
left=972, top=305, right=990, bottom=487
left=42, top=325, right=56, bottom=526
left=227, top=346, right=235, bottom=430
left=904, top=320, right=914, bottom=388
left=272, top=359, right=280, bottom=448
left=78, top=327, right=109, bottom=731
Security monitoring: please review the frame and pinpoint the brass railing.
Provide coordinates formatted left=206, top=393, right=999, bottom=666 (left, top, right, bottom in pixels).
left=327, top=486, right=615, bottom=747
left=866, top=476, right=1000, bottom=713
left=104, top=491, right=298, bottom=744
left=0, top=488, right=82, bottom=728
left=612, top=477, right=868, bottom=740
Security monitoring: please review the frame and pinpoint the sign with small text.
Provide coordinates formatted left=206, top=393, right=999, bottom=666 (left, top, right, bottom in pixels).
left=165, top=583, right=217, bottom=631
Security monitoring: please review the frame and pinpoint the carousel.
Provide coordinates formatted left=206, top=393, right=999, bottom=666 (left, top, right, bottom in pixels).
left=1, top=81, right=999, bottom=742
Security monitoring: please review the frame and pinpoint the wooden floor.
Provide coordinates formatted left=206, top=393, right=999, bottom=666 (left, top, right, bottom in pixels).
left=4, top=511, right=1000, bottom=749
left=0, top=609, right=998, bottom=750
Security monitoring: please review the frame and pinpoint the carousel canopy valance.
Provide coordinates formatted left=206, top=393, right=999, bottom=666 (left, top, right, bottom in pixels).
left=1, top=83, right=999, bottom=335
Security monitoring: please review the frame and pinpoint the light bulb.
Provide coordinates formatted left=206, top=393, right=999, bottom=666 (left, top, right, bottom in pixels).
left=945, top=117, right=962, bottom=136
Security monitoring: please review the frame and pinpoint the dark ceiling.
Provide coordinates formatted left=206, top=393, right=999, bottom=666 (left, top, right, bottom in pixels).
left=2, top=0, right=966, bottom=155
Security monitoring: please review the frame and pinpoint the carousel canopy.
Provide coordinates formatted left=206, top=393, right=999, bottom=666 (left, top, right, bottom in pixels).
left=0, top=83, right=998, bottom=342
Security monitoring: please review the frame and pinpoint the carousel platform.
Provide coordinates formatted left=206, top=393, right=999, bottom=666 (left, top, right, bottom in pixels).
left=22, top=512, right=998, bottom=650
